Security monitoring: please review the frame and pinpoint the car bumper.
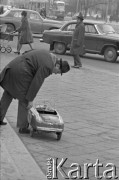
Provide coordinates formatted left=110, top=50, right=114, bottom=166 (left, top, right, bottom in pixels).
left=36, top=126, right=63, bottom=132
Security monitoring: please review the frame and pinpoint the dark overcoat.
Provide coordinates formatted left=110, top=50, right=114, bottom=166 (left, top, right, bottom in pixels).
left=0, top=49, right=54, bottom=102
left=17, top=16, right=33, bottom=44
left=70, top=21, right=85, bottom=56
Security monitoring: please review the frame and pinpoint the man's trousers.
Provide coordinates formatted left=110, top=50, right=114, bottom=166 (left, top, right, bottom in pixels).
left=0, top=90, right=29, bottom=128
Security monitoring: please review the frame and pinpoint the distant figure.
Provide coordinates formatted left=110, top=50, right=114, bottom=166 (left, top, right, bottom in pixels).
left=14, top=11, right=33, bottom=55
left=0, top=6, right=4, bottom=14
left=70, top=12, right=85, bottom=68
left=40, top=8, right=46, bottom=18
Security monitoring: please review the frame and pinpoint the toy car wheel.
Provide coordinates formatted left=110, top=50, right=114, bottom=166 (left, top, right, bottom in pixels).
left=56, top=132, right=62, bottom=140
left=1, top=47, right=6, bottom=53
left=6, top=46, right=12, bottom=53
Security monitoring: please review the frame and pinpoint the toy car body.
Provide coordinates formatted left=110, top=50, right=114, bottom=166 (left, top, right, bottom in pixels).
left=28, top=105, right=64, bottom=140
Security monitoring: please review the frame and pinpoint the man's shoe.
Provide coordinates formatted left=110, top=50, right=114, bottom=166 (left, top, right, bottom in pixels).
left=19, top=128, right=30, bottom=134
left=0, top=121, right=7, bottom=125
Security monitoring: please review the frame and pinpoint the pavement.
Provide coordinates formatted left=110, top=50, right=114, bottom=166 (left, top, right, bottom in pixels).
left=0, top=118, right=47, bottom=180
left=0, top=50, right=119, bottom=180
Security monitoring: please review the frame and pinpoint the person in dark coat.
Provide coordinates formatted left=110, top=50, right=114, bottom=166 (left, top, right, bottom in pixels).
left=0, top=49, right=70, bottom=133
left=40, top=8, right=46, bottom=18
left=14, top=11, right=33, bottom=55
left=0, top=6, right=4, bottom=14
left=70, top=12, right=85, bottom=68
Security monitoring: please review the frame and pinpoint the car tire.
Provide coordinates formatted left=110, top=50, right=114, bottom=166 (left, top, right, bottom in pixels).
left=104, top=47, right=117, bottom=62
left=54, top=42, right=66, bottom=54
left=1, top=46, right=6, bottom=53
left=6, top=46, right=12, bottom=53
left=6, top=24, right=15, bottom=33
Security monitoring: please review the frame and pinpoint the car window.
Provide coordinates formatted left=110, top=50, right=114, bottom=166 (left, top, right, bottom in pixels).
left=63, top=23, right=76, bottom=31
left=6, top=10, right=21, bottom=17
left=85, top=24, right=97, bottom=34
left=29, top=12, right=41, bottom=21
left=14, top=11, right=22, bottom=18
left=97, top=24, right=115, bottom=34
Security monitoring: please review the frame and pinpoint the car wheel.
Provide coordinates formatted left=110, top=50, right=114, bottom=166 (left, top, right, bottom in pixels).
left=6, top=46, right=12, bottom=53
left=6, top=24, right=15, bottom=33
left=1, top=46, right=6, bottom=53
left=104, top=47, right=117, bottom=62
left=54, top=42, right=66, bottom=54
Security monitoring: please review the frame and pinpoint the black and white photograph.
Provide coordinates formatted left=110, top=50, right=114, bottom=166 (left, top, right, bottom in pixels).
left=0, top=0, right=119, bottom=180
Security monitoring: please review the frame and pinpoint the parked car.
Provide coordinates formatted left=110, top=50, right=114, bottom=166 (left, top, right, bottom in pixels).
left=43, top=20, right=119, bottom=62
left=0, top=8, right=63, bottom=34
left=111, top=23, right=119, bottom=34
left=0, top=4, right=11, bottom=15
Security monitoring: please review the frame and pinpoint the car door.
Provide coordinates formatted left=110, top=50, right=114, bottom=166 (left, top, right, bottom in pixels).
left=61, top=22, right=76, bottom=49
left=28, top=11, right=43, bottom=34
left=12, top=10, right=22, bottom=28
left=84, top=23, right=99, bottom=53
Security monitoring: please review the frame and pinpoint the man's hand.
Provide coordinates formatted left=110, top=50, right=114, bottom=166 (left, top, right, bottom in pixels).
left=27, top=101, right=33, bottom=109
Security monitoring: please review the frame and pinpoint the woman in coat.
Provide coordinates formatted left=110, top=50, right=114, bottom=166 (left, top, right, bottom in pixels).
left=14, top=11, right=33, bottom=54
left=70, top=12, right=85, bottom=68
left=0, top=49, right=70, bottom=133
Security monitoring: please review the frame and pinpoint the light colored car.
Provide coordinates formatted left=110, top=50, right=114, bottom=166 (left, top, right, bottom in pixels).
left=28, top=105, right=64, bottom=140
left=0, top=8, right=63, bottom=34
left=43, top=20, right=119, bottom=62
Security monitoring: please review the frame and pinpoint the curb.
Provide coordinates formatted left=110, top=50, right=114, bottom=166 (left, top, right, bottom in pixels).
left=0, top=118, right=47, bottom=180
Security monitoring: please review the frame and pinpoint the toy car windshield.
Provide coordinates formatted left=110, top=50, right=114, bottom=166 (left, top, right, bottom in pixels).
left=36, top=105, right=57, bottom=115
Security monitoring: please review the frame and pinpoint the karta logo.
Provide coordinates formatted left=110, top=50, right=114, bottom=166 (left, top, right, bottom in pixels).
left=46, top=158, right=118, bottom=179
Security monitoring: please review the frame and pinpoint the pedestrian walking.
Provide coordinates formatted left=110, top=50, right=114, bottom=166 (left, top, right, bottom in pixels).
left=14, top=10, right=33, bottom=55
left=70, top=12, right=85, bottom=68
left=40, top=7, right=46, bottom=18
left=0, top=6, right=4, bottom=15
left=0, top=49, right=70, bottom=133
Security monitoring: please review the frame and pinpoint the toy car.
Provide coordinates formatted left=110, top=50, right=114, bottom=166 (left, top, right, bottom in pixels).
left=28, top=105, right=64, bottom=140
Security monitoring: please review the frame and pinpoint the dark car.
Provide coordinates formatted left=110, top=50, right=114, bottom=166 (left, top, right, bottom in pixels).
left=0, top=8, right=63, bottom=34
left=43, top=20, right=119, bottom=62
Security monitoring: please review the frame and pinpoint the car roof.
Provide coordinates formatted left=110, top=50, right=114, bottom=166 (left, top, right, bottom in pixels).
left=1, top=8, right=39, bottom=15
left=0, top=8, right=41, bottom=18
left=10, top=8, right=39, bottom=13
left=84, top=19, right=106, bottom=24
left=65, top=19, right=106, bottom=25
